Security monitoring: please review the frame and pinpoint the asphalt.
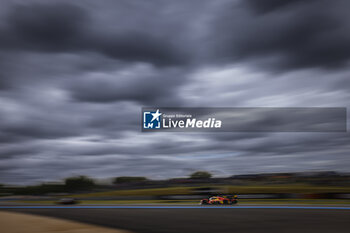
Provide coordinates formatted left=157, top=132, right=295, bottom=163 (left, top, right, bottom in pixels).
left=2, top=205, right=350, bottom=233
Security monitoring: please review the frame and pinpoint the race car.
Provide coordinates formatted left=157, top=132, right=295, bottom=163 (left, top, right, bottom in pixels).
left=56, top=198, right=78, bottom=205
left=200, top=195, right=238, bottom=205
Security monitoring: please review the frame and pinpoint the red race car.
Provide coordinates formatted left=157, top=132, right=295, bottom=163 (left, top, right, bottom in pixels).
left=200, top=195, right=238, bottom=205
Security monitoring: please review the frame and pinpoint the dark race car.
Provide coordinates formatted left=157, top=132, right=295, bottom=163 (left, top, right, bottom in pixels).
left=56, top=198, right=78, bottom=205
left=200, top=195, right=238, bottom=205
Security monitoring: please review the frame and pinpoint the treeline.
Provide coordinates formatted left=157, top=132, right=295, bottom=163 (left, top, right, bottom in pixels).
left=1, top=171, right=213, bottom=195
left=10, top=176, right=95, bottom=195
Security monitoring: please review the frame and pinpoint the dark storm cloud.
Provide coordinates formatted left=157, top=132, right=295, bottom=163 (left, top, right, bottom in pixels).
left=0, top=2, right=186, bottom=66
left=210, top=0, right=350, bottom=70
left=68, top=66, right=187, bottom=105
left=224, top=133, right=350, bottom=156
left=6, top=3, right=86, bottom=50
left=0, top=3, right=86, bottom=53
left=0, top=0, right=350, bottom=184
left=245, top=0, right=309, bottom=14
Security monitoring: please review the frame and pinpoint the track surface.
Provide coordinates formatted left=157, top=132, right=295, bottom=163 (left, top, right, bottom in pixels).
left=3, top=205, right=350, bottom=233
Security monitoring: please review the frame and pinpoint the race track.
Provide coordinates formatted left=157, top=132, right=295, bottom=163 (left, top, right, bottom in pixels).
left=2, top=205, right=350, bottom=233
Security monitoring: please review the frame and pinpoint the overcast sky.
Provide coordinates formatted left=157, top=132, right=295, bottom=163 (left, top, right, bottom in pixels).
left=1, top=0, right=350, bottom=184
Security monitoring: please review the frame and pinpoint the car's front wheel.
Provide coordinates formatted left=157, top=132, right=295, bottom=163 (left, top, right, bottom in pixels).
left=230, top=200, right=238, bottom=205
left=200, top=200, right=209, bottom=205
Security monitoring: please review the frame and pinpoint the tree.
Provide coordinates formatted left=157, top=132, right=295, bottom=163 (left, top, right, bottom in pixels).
left=190, top=171, right=212, bottom=179
left=64, top=176, right=95, bottom=190
left=113, top=176, right=148, bottom=184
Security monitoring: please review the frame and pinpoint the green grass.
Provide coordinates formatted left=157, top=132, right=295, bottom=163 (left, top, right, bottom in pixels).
left=224, top=184, right=350, bottom=194
left=67, top=184, right=350, bottom=198
left=13, top=199, right=197, bottom=205
left=67, top=186, right=194, bottom=198
left=9, top=183, right=350, bottom=206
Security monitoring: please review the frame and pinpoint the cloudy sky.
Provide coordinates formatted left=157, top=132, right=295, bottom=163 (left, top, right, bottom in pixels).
left=1, top=0, right=350, bottom=184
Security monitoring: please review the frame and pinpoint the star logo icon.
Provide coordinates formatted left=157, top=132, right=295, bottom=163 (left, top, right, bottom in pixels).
left=151, top=109, right=162, bottom=122
left=142, top=109, right=162, bottom=129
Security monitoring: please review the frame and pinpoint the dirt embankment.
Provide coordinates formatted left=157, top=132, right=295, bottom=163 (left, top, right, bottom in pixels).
left=0, top=211, right=133, bottom=233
